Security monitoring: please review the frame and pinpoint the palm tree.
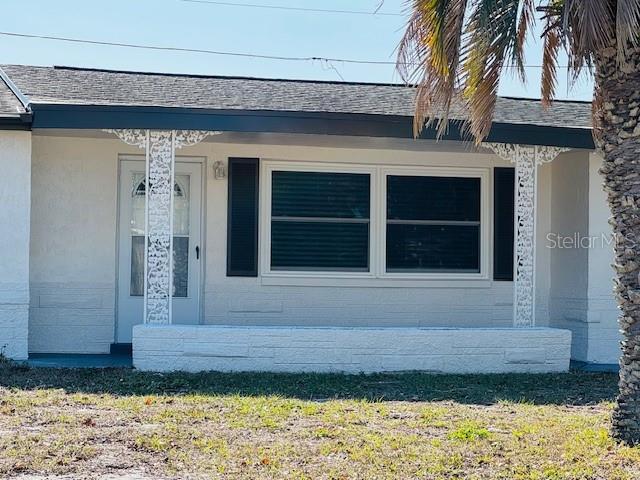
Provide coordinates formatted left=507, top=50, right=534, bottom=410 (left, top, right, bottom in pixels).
left=397, top=0, right=640, bottom=444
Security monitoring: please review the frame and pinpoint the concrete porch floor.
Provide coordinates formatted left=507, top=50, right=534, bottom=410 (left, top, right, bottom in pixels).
left=570, top=360, right=619, bottom=373
left=27, top=353, right=133, bottom=368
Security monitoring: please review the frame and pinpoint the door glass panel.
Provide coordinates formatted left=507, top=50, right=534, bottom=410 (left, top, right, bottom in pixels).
left=129, top=173, right=191, bottom=297
left=172, top=237, right=189, bottom=297
left=130, top=236, right=144, bottom=296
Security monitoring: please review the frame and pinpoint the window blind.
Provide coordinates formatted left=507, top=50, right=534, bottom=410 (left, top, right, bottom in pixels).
left=271, top=171, right=370, bottom=271
left=386, top=175, right=481, bottom=273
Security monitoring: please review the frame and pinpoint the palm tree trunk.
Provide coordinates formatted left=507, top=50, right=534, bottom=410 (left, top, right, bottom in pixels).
left=597, top=43, right=640, bottom=445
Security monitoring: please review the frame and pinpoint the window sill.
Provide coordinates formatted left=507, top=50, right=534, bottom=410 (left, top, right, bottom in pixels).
left=260, top=274, right=492, bottom=289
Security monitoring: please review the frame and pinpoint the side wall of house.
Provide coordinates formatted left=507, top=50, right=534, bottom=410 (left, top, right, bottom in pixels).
left=547, top=151, right=621, bottom=365
left=29, top=134, right=557, bottom=353
left=548, top=152, right=590, bottom=361
left=585, top=152, right=620, bottom=364
left=0, top=131, right=31, bottom=359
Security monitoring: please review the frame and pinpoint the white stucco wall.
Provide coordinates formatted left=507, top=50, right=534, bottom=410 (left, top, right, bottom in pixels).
left=0, top=131, right=31, bottom=360
left=28, top=133, right=559, bottom=354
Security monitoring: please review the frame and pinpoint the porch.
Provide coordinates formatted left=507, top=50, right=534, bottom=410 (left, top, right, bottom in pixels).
left=106, top=128, right=573, bottom=374
left=27, top=351, right=133, bottom=369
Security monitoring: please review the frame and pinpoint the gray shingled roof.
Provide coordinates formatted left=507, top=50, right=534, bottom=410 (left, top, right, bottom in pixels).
left=0, top=74, right=26, bottom=116
left=1, top=64, right=592, bottom=129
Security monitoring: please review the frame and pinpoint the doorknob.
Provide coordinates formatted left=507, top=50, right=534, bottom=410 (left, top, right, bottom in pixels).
left=195, top=246, right=200, bottom=260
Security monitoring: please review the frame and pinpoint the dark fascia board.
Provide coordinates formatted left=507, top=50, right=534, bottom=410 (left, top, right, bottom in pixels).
left=30, top=103, right=595, bottom=149
left=0, top=113, right=32, bottom=130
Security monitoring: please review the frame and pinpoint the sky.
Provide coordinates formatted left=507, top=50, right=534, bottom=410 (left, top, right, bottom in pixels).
left=0, top=0, right=593, bottom=101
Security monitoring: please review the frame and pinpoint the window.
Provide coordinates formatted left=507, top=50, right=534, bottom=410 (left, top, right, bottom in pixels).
left=386, top=175, right=481, bottom=273
left=270, top=170, right=370, bottom=272
left=261, top=162, right=487, bottom=281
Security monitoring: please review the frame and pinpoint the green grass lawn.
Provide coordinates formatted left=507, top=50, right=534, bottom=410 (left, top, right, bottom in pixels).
left=0, top=364, right=638, bottom=479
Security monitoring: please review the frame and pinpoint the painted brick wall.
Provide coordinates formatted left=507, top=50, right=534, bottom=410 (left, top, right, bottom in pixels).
left=203, top=281, right=516, bottom=328
left=26, top=135, right=570, bottom=355
left=585, top=294, right=621, bottom=364
left=0, top=132, right=31, bottom=360
left=29, top=283, right=115, bottom=353
left=28, top=136, right=124, bottom=354
left=548, top=151, right=622, bottom=365
left=200, top=142, right=555, bottom=331
left=585, top=153, right=621, bottom=364
left=0, top=303, right=28, bottom=360
left=133, top=325, right=571, bottom=374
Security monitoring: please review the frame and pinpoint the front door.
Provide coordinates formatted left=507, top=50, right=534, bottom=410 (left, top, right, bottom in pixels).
left=117, top=159, right=203, bottom=343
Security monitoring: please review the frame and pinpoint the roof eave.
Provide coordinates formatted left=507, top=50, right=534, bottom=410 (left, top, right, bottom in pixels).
left=28, top=103, right=595, bottom=149
left=0, top=112, right=32, bottom=130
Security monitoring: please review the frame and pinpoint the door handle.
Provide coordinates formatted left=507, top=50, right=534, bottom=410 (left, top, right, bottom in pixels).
left=195, top=246, right=200, bottom=260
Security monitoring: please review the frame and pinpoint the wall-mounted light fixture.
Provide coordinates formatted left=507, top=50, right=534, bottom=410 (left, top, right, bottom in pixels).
left=211, top=160, right=226, bottom=180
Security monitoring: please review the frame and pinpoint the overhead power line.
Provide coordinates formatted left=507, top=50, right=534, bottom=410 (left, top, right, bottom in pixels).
left=180, top=0, right=404, bottom=16
left=0, top=30, right=564, bottom=69
left=0, top=31, right=396, bottom=64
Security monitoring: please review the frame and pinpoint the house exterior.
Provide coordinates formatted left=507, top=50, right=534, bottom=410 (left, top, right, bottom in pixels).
left=0, top=64, right=619, bottom=373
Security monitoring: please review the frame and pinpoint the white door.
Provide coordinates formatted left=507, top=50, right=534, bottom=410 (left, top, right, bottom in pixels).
left=117, top=159, right=203, bottom=343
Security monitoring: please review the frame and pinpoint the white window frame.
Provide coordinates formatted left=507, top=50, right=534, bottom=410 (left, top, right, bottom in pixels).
left=261, top=161, right=378, bottom=279
left=260, top=161, right=490, bottom=283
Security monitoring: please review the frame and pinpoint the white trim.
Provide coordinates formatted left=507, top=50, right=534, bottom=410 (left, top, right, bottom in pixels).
left=260, top=161, right=377, bottom=279
left=531, top=156, right=538, bottom=326
left=259, top=160, right=491, bottom=283
left=0, top=66, right=30, bottom=111
left=197, top=157, right=207, bottom=325
left=119, top=154, right=205, bottom=164
left=260, top=276, right=493, bottom=288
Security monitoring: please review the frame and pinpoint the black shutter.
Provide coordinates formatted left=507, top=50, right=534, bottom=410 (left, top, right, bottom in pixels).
left=227, top=158, right=259, bottom=277
left=493, top=167, right=515, bottom=281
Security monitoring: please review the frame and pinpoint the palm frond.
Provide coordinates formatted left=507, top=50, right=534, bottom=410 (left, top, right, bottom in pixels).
left=570, top=0, right=615, bottom=56
left=541, top=16, right=560, bottom=107
left=541, top=0, right=614, bottom=75
left=617, top=0, right=640, bottom=64
left=397, top=0, right=630, bottom=144
left=514, top=0, right=535, bottom=81
left=398, top=0, right=529, bottom=143
left=397, top=0, right=469, bottom=137
left=461, top=0, right=521, bottom=142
